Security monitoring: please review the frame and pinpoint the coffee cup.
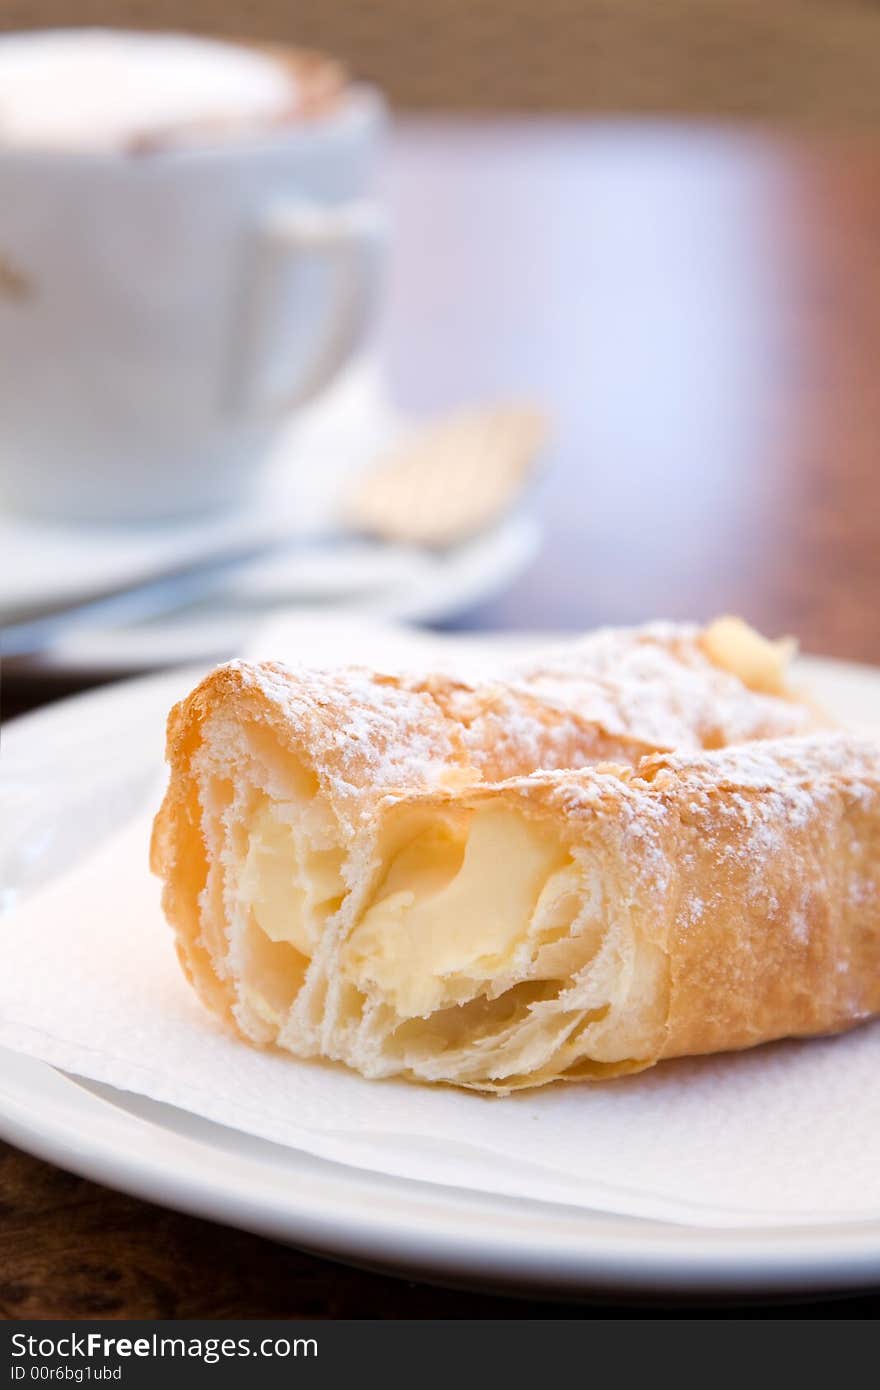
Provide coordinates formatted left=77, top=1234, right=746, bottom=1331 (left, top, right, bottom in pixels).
left=0, top=29, right=386, bottom=522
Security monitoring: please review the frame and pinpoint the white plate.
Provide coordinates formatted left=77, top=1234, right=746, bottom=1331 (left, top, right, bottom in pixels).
left=1, top=362, right=540, bottom=679
left=2, top=646, right=880, bottom=1299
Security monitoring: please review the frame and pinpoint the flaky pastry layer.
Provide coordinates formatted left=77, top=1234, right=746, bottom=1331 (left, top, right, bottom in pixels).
left=331, top=735, right=880, bottom=1089
left=151, top=619, right=848, bottom=1090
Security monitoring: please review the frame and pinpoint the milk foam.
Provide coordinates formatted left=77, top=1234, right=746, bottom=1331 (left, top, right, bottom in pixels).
left=0, top=29, right=300, bottom=152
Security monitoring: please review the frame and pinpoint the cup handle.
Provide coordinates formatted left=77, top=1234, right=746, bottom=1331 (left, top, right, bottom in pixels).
left=228, top=198, right=385, bottom=417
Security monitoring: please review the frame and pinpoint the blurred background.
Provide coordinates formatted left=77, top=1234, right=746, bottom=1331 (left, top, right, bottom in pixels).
left=2, top=1, right=880, bottom=709
left=5, top=0, right=880, bottom=122
left=3, top=1, right=880, bottom=1322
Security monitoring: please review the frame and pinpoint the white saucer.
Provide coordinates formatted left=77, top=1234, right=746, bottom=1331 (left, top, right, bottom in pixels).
left=2, top=640, right=880, bottom=1298
left=1, top=363, right=540, bottom=678
left=15, top=518, right=538, bottom=679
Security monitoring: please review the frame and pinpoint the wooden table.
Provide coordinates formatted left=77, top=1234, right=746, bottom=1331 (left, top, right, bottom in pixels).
left=3, top=118, right=880, bottom=1319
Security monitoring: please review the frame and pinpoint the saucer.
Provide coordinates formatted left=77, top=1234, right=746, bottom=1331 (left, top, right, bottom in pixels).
left=1, top=361, right=541, bottom=677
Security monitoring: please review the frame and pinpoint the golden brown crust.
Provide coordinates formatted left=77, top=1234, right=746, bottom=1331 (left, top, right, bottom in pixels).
left=149, top=655, right=667, bottom=1024
left=645, top=743, right=880, bottom=1059
left=368, top=735, right=880, bottom=1085
left=151, top=622, right=840, bottom=1090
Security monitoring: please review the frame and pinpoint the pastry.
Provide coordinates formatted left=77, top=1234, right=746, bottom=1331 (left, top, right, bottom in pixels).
left=151, top=618, right=843, bottom=1088
left=330, top=734, right=880, bottom=1089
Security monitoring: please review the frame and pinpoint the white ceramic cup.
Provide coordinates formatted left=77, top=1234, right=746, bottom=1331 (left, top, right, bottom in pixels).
left=0, top=80, right=386, bottom=522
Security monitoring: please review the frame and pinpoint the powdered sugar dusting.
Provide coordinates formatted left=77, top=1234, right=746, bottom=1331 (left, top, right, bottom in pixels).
left=641, top=732, right=880, bottom=792
left=168, top=628, right=880, bottom=1093
left=464, top=731, right=880, bottom=943
left=506, top=623, right=818, bottom=752
left=643, top=735, right=880, bottom=941
left=221, top=621, right=825, bottom=825
left=227, top=660, right=464, bottom=827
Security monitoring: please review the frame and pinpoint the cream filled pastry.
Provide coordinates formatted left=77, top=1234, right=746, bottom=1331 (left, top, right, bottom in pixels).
left=151, top=618, right=843, bottom=1089
left=331, top=736, right=880, bottom=1089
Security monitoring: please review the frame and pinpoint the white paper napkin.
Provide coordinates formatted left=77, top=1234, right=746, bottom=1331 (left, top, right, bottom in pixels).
left=2, top=812, right=879, bottom=1229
